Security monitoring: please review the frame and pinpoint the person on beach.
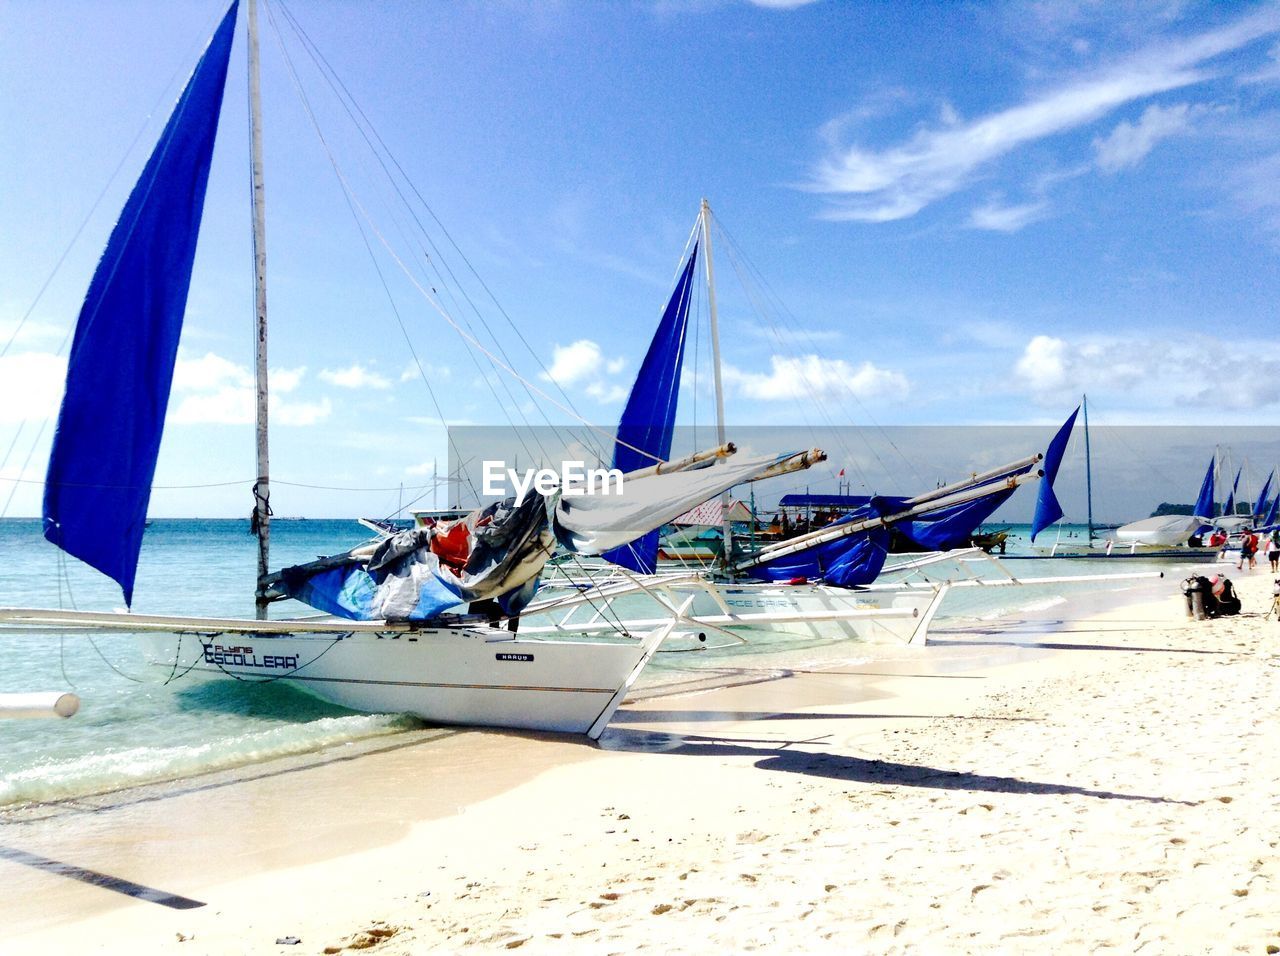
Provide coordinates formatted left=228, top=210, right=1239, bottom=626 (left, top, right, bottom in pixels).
left=1268, top=530, right=1279, bottom=573
left=1238, top=528, right=1256, bottom=571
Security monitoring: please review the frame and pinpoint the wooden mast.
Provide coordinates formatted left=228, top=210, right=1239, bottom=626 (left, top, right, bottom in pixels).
left=248, top=0, right=271, bottom=618
left=1083, top=394, right=1093, bottom=541
left=700, top=199, right=732, bottom=574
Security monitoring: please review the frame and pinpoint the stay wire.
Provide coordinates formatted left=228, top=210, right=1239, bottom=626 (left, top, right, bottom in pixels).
left=271, top=1, right=581, bottom=470
left=274, top=0, right=595, bottom=460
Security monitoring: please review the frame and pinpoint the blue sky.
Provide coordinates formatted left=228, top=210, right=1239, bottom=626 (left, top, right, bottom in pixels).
left=2, top=0, right=1279, bottom=520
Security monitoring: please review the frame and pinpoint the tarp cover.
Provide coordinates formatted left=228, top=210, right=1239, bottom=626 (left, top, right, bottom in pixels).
left=276, top=494, right=552, bottom=621
left=279, top=450, right=807, bottom=621
left=748, top=505, right=892, bottom=587
left=42, top=2, right=238, bottom=606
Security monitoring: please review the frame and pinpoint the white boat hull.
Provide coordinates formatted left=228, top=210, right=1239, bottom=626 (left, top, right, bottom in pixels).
left=138, top=627, right=660, bottom=738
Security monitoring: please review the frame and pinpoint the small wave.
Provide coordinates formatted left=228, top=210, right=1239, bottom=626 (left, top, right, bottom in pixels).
left=0, top=712, right=418, bottom=808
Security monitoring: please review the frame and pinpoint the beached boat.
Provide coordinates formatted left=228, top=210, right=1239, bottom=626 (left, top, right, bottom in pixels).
left=0, top=1, right=821, bottom=735
left=532, top=201, right=1060, bottom=646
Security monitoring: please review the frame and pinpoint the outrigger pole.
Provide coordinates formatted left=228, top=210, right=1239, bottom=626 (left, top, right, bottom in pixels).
left=735, top=454, right=1043, bottom=572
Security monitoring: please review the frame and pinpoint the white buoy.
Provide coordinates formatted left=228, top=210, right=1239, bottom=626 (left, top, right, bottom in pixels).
left=0, top=692, right=81, bottom=719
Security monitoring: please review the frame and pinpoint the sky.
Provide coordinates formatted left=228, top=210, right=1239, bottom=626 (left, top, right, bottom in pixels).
left=1, top=0, right=1279, bottom=522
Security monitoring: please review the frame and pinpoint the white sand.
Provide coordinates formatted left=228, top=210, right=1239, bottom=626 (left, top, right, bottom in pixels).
left=3, top=572, right=1278, bottom=954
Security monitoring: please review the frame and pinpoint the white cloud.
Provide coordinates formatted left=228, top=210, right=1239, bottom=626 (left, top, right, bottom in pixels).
left=1012, top=333, right=1280, bottom=410
left=174, top=352, right=250, bottom=392
left=543, top=339, right=606, bottom=385
left=586, top=381, right=630, bottom=403
left=400, top=361, right=451, bottom=383
left=169, top=352, right=328, bottom=426
left=273, top=397, right=332, bottom=427
left=810, top=8, right=1280, bottom=221
left=272, top=367, right=306, bottom=394
left=969, top=199, right=1050, bottom=232
left=542, top=339, right=630, bottom=404
left=0, top=352, right=66, bottom=423
left=724, top=354, right=909, bottom=401
left=1094, top=103, right=1192, bottom=172
left=319, top=364, right=391, bottom=390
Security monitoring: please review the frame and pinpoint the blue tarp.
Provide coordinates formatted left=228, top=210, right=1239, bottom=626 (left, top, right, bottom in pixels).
left=42, top=2, right=238, bottom=605
left=603, top=242, right=699, bottom=574
left=749, top=506, right=891, bottom=586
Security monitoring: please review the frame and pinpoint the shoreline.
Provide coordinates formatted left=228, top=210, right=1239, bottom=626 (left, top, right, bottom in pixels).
left=2, top=569, right=1276, bottom=952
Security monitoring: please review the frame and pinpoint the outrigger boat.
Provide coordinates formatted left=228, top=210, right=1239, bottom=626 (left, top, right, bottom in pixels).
left=522, top=203, right=1101, bottom=646
left=0, top=2, right=823, bottom=736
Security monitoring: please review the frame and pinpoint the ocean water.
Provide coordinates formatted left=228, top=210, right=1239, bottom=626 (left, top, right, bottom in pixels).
left=0, top=518, right=418, bottom=807
left=0, top=519, right=1190, bottom=808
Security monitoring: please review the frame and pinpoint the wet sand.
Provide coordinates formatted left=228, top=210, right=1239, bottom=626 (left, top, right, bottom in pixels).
left=3, top=571, right=1277, bottom=953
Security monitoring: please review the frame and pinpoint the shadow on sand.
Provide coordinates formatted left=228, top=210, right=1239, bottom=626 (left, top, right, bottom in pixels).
left=603, top=729, right=1195, bottom=805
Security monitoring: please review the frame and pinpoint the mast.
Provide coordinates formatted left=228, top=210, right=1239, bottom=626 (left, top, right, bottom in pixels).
left=700, top=200, right=732, bottom=573
left=1082, top=394, right=1093, bottom=541
left=248, top=0, right=271, bottom=619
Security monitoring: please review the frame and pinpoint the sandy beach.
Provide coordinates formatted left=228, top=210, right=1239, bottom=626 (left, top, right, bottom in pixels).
left=2, top=571, right=1277, bottom=954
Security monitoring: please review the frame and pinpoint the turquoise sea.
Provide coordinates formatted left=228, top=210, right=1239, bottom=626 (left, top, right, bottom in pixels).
left=0, top=518, right=1188, bottom=808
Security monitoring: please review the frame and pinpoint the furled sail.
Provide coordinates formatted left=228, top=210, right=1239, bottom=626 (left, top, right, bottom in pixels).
left=1192, top=457, right=1215, bottom=520
left=1029, top=405, right=1080, bottom=542
left=602, top=243, right=699, bottom=574
left=42, top=2, right=239, bottom=605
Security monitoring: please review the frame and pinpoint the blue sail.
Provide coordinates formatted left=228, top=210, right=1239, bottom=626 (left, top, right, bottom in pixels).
left=1192, top=458, right=1215, bottom=520
left=42, top=3, right=239, bottom=606
left=1265, top=487, right=1280, bottom=529
left=1253, top=470, right=1273, bottom=519
left=1223, top=467, right=1241, bottom=519
left=1030, top=406, right=1079, bottom=542
left=602, top=242, right=700, bottom=574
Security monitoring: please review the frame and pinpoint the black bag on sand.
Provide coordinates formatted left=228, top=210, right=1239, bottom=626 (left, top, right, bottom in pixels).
left=1215, top=578, right=1242, bottom=617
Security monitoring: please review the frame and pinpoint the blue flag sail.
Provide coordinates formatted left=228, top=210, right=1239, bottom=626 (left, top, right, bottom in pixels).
left=1192, top=457, right=1216, bottom=520
left=1223, top=467, right=1241, bottom=519
left=602, top=243, right=700, bottom=574
left=1029, top=406, right=1080, bottom=542
left=1253, top=470, right=1273, bottom=519
left=1265, top=485, right=1280, bottom=529
left=42, top=3, right=239, bottom=605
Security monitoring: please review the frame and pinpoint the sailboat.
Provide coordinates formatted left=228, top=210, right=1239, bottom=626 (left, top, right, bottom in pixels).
left=1030, top=402, right=1222, bottom=561
left=0, top=2, right=822, bottom=737
left=522, top=203, right=1104, bottom=647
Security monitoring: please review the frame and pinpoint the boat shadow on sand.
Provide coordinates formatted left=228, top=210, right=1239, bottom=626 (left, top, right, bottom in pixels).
left=601, top=729, right=1195, bottom=805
